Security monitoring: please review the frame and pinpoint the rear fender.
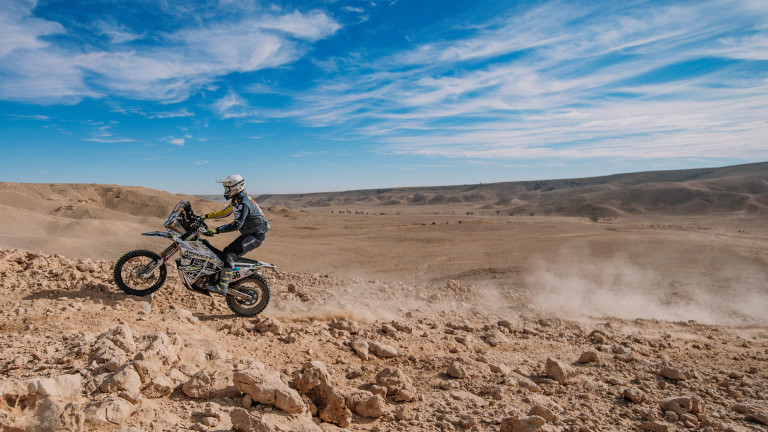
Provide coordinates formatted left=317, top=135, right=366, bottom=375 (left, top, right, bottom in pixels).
left=231, top=261, right=276, bottom=281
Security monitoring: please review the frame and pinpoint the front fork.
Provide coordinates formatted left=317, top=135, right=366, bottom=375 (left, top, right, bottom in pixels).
left=139, top=243, right=179, bottom=278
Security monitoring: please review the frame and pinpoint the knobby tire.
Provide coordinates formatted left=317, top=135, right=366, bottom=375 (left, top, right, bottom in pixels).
left=226, top=274, right=270, bottom=317
left=113, top=249, right=167, bottom=296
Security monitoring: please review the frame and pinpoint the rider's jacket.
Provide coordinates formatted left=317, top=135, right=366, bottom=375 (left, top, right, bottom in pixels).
left=205, top=192, right=270, bottom=236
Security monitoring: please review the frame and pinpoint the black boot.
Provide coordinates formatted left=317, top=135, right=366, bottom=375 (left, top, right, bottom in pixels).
left=205, top=267, right=232, bottom=295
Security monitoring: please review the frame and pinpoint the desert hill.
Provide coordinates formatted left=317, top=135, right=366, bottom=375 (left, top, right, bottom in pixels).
left=253, top=162, right=768, bottom=216
left=1, top=166, right=767, bottom=431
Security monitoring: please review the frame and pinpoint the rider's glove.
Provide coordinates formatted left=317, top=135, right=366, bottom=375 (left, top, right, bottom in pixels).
left=203, top=228, right=217, bottom=236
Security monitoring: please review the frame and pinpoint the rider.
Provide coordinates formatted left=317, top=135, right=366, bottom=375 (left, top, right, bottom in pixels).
left=200, top=174, right=270, bottom=295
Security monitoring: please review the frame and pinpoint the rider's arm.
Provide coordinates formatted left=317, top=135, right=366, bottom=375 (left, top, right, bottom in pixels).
left=204, top=203, right=233, bottom=219
left=215, top=201, right=249, bottom=233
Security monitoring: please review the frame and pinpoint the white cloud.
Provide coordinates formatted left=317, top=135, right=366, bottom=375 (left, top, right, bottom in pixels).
left=147, top=108, right=194, bottom=119
left=273, top=0, right=768, bottom=162
left=168, top=138, right=185, bottom=145
left=85, top=137, right=135, bottom=143
left=0, top=4, right=340, bottom=103
left=96, top=21, right=144, bottom=44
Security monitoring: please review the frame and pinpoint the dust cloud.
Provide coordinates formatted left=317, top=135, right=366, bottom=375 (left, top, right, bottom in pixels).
left=526, top=244, right=768, bottom=326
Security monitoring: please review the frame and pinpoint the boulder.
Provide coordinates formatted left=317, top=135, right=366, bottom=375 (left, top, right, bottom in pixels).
left=91, top=338, right=126, bottom=364
left=659, top=395, right=702, bottom=415
left=489, top=363, right=511, bottom=375
left=100, top=364, right=141, bottom=394
left=189, top=369, right=239, bottom=399
left=500, top=415, right=546, bottom=432
left=516, top=376, right=542, bottom=393
left=230, top=408, right=273, bottom=432
left=99, top=325, right=136, bottom=353
left=623, top=387, right=644, bottom=404
left=136, top=332, right=178, bottom=364
left=346, top=390, right=387, bottom=418
left=292, top=361, right=352, bottom=427
left=577, top=350, right=599, bottom=363
left=233, top=369, right=305, bottom=415
left=143, top=374, right=174, bottom=398
left=351, top=338, right=370, bottom=360
left=659, top=367, right=689, bottom=381
left=446, top=361, right=467, bottom=379
left=545, top=358, right=576, bottom=384
left=369, top=341, right=398, bottom=358
left=84, top=395, right=134, bottom=427
left=528, top=404, right=555, bottom=422
left=375, top=368, right=416, bottom=402
left=1, top=374, right=85, bottom=432
left=254, top=317, right=284, bottom=335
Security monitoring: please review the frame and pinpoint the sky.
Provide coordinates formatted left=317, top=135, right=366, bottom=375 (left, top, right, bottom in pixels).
left=0, top=0, right=766, bottom=195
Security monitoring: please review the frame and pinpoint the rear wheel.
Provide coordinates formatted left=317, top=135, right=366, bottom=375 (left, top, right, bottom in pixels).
left=226, top=274, right=270, bottom=317
left=113, top=249, right=167, bottom=296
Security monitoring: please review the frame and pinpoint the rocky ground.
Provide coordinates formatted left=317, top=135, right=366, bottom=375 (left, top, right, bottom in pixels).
left=1, top=248, right=767, bottom=432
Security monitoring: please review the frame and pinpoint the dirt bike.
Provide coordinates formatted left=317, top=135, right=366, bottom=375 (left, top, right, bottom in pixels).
left=113, top=200, right=275, bottom=317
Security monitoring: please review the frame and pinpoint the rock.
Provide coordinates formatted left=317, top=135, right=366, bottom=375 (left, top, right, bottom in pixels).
left=516, top=376, right=542, bottom=393
left=103, top=355, right=129, bottom=372
left=178, top=347, right=207, bottom=365
left=100, top=364, right=141, bottom=394
left=639, top=420, right=669, bottom=432
left=375, top=368, right=416, bottom=402
left=346, top=390, right=387, bottom=418
left=446, top=361, right=467, bottom=379
left=479, top=385, right=504, bottom=400
left=623, top=387, right=644, bottom=404
left=747, top=410, right=768, bottom=426
left=528, top=405, right=555, bottom=422
left=230, top=407, right=273, bottom=432
left=91, top=338, right=126, bottom=364
left=498, top=320, right=514, bottom=331
left=143, top=374, right=174, bottom=398
left=589, top=330, right=608, bottom=344
left=99, top=325, right=136, bottom=353
left=138, top=332, right=178, bottom=364
left=369, top=341, right=398, bottom=358
left=233, top=369, right=305, bottom=415
left=292, top=361, right=352, bottom=427
left=1, top=374, right=85, bottom=432
left=659, top=367, right=688, bottom=381
left=182, top=369, right=238, bottom=399
left=26, top=374, right=83, bottom=398
left=490, top=363, right=511, bottom=375
left=483, top=329, right=507, bottom=346
left=500, top=415, right=546, bottom=432
left=659, top=395, right=703, bottom=415
left=171, top=306, right=199, bottom=324
left=732, top=403, right=768, bottom=425
left=545, top=358, right=576, bottom=384
left=351, top=338, right=370, bottom=360
left=577, top=350, right=599, bottom=363
left=254, top=317, right=284, bottom=335
left=84, top=395, right=135, bottom=427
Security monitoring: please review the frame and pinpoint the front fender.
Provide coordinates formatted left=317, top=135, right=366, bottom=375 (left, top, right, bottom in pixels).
left=142, top=231, right=172, bottom=239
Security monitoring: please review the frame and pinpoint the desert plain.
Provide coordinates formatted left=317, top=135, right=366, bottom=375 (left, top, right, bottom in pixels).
left=0, top=163, right=767, bottom=432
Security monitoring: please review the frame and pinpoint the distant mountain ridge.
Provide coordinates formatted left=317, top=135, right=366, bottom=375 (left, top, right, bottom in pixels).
left=250, top=162, right=768, bottom=216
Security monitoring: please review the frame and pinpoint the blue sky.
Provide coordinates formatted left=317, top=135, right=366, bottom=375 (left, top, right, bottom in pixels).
left=1, top=0, right=766, bottom=194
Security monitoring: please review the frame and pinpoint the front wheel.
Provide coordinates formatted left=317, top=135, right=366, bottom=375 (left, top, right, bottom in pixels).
left=113, top=249, right=167, bottom=296
left=226, top=274, right=270, bottom=317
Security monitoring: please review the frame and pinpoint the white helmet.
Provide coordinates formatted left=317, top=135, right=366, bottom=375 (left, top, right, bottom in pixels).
left=217, top=174, right=246, bottom=199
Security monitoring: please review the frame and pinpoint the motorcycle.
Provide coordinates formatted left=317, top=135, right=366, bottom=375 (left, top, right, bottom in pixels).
left=113, top=200, right=275, bottom=316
